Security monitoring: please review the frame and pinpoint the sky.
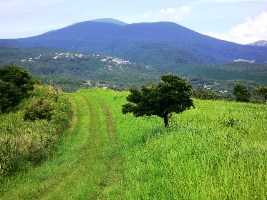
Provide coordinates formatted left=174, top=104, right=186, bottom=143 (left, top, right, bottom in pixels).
left=0, top=0, right=267, bottom=44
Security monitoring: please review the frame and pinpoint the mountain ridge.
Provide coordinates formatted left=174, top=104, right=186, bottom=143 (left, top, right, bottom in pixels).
left=0, top=19, right=267, bottom=66
left=249, top=40, right=267, bottom=47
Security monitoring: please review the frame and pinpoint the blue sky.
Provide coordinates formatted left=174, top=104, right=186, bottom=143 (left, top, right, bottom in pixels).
left=0, top=0, right=267, bottom=44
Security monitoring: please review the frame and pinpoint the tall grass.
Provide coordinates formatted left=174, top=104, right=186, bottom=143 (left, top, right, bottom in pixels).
left=0, top=86, right=72, bottom=179
left=0, top=89, right=266, bottom=199
left=98, top=89, right=267, bottom=199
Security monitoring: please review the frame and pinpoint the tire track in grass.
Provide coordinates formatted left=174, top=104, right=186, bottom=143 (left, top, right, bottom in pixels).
left=40, top=92, right=100, bottom=199
left=41, top=91, right=120, bottom=199
left=95, top=94, right=122, bottom=199
left=0, top=93, right=90, bottom=199
left=0, top=90, right=122, bottom=199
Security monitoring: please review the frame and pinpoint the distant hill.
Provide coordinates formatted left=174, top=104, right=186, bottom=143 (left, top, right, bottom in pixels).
left=1, top=20, right=267, bottom=66
left=1, top=46, right=266, bottom=93
left=0, top=46, right=158, bottom=91
left=249, top=40, right=267, bottom=47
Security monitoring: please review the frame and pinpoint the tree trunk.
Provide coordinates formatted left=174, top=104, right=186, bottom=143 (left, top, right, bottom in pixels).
left=163, top=114, right=169, bottom=128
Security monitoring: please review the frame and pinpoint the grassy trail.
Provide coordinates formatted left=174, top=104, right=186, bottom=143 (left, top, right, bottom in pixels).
left=1, top=89, right=266, bottom=199
left=0, top=90, right=122, bottom=199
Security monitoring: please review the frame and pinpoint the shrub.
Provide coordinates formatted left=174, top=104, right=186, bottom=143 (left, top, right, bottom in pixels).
left=24, top=97, right=54, bottom=121
left=233, top=83, right=250, bottom=102
left=0, top=65, right=34, bottom=113
left=0, top=86, right=73, bottom=178
left=254, top=86, right=267, bottom=104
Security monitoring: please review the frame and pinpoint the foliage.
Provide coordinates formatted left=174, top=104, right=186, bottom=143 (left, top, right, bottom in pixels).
left=24, top=97, right=54, bottom=121
left=192, top=87, right=221, bottom=100
left=233, top=83, right=251, bottom=102
left=122, top=74, right=194, bottom=127
left=0, top=65, right=34, bottom=113
left=0, top=85, right=72, bottom=178
left=254, top=86, right=267, bottom=103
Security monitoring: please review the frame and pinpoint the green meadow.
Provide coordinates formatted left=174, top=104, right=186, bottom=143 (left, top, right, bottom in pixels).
left=1, top=89, right=266, bottom=199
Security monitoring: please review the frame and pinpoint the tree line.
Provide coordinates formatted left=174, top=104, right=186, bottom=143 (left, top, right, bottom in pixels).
left=1, top=65, right=266, bottom=129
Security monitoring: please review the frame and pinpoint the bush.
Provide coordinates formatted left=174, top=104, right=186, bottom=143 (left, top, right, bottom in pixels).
left=24, top=97, right=54, bottom=121
left=0, top=65, right=34, bottom=113
left=233, top=83, right=250, bottom=102
left=0, top=86, right=73, bottom=178
left=254, top=86, right=267, bottom=104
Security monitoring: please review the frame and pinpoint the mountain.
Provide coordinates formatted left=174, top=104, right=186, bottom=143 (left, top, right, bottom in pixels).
left=1, top=20, right=267, bottom=67
left=91, top=18, right=127, bottom=26
left=249, top=40, right=267, bottom=47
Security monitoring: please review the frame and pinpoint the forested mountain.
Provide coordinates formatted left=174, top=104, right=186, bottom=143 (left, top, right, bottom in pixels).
left=1, top=19, right=267, bottom=66
left=0, top=19, right=267, bottom=92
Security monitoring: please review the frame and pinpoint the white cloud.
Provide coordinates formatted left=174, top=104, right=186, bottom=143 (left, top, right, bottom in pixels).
left=206, top=10, right=267, bottom=44
left=159, top=6, right=190, bottom=20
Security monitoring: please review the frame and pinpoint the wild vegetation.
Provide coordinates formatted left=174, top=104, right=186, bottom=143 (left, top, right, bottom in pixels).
left=1, top=89, right=266, bottom=199
left=0, top=85, right=72, bottom=178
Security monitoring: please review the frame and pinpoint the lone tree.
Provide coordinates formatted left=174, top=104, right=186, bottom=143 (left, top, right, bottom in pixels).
left=0, top=65, right=34, bottom=113
left=122, top=74, right=194, bottom=127
left=233, top=83, right=250, bottom=102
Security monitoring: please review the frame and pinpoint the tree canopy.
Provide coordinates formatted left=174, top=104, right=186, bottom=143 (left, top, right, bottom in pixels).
left=233, top=83, right=250, bottom=102
left=254, top=86, right=267, bottom=104
left=122, top=74, right=194, bottom=127
left=0, top=65, right=34, bottom=113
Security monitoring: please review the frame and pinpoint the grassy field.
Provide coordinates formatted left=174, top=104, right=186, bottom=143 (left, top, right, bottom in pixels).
left=1, top=89, right=267, bottom=199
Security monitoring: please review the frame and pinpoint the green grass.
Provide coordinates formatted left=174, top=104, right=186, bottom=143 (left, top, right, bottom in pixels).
left=0, top=86, right=72, bottom=178
left=99, top=89, right=267, bottom=199
left=0, top=90, right=122, bottom=199
left=1, top=89, right=266, bottom=199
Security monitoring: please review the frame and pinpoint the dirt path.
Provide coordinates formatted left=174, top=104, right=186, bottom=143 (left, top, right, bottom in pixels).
left=0, top=90, right=122, bottom=199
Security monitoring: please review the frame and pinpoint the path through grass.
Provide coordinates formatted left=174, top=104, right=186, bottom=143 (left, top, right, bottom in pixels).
left=1, top=89, right=266, bottom=199
left=0, top=90, right=122, bottom=199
